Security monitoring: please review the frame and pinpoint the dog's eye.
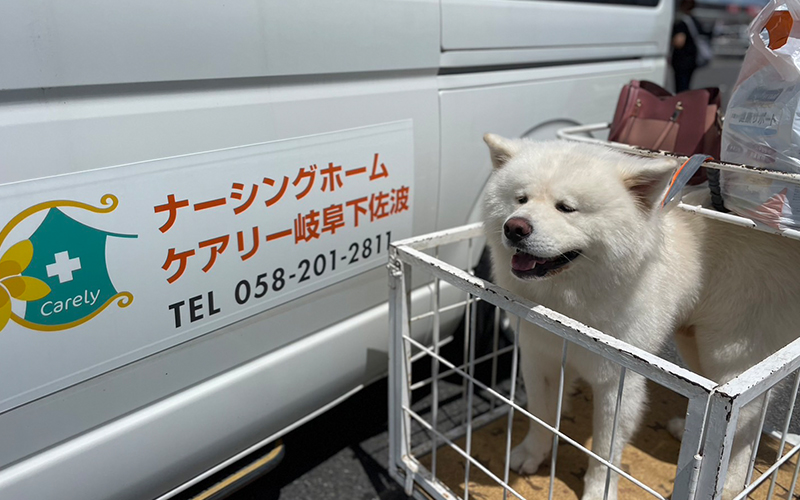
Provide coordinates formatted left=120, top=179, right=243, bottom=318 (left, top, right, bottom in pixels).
left=517, top=196, right=528, bottom=204
left=556, top=202, right=576, bottom=213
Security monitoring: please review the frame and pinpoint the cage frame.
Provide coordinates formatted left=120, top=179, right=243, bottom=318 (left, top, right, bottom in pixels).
left=388, top=222, right=800, bottom=500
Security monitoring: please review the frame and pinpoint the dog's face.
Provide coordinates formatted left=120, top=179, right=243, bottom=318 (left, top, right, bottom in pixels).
left=482, top=135, right=677, bottom=282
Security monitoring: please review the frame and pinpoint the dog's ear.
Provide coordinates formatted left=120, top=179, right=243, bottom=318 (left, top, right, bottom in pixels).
left=619, top=157, right=679, bottom=210
left=483, top=133, right=519, bottom=169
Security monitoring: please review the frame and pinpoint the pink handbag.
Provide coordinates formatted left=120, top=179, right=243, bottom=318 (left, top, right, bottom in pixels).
left=609, top=80, right=722, bottom=184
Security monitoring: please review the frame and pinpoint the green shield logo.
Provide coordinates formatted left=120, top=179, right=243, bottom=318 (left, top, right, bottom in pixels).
left=0, top=195, right=135, bottom=333
left=22, top=209, right=135, bottom=326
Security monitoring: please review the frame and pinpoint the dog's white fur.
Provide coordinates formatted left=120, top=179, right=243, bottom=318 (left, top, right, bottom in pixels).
left=481, top=135, right=800, bottom=499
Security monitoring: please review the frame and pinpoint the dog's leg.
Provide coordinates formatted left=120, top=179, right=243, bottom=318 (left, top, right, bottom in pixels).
left=674, top=325, right=702, bottom=375
left=582, top=367, right=648, bottom=500
left=720, top=394, right=768, bottom=499
left=669, top=325, right=702, bottom=441
left=510, top=327, right=566, bottom=475
left=678, top=326, right=766, bottom=499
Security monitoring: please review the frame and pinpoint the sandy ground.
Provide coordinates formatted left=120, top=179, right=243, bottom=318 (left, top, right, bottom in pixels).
left=421, top=381, right=798, bottom=500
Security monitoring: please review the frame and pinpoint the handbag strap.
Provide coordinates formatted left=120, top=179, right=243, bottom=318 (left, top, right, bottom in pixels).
left=652, top=121, right=677, bottom=151
left=638, top=80, right=672, bottom=97
left=679, top=14, right=702, bottom=42
left=610, top=81, right=642, bottom=139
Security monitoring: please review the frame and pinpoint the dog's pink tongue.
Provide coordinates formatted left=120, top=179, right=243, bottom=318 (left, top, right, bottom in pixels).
left=512, top=253, right=537, bottom=271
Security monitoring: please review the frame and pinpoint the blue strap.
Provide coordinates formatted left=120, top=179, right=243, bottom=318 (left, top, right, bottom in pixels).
left=661, top=154, right=711, bottom=209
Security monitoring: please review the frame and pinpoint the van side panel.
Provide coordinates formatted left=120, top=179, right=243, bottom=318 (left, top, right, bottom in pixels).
left=0, top=0, right=440, bottom=89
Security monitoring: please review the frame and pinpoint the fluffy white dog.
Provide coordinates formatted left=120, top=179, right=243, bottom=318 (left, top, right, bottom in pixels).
left=481, top=134, right=800, bottom=499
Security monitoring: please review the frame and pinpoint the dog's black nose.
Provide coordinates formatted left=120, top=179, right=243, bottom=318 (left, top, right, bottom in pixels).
left=504, top=217, right=533, bottom=243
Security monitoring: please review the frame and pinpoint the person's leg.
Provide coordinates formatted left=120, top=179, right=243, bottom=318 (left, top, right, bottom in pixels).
left=674, top=66, right=695, bottom=93
left=675, top=70, right=689, bottom=93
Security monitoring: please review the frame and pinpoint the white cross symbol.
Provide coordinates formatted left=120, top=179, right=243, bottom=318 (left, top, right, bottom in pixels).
left=46, top=251, right=82, bottom=284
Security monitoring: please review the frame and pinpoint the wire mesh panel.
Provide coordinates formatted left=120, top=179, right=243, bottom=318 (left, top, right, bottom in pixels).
left=387, top=223, right=800, bottom=500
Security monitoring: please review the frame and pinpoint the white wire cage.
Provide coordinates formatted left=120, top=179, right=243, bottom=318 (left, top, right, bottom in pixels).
left=387, top=129, right=800, bottom=500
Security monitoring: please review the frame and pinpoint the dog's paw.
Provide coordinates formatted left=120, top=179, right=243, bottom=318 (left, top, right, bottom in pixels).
left=509, top=439, right=550, bottom=475
left=720, top=465, right=748, bottom=500
left=581, top=468, right=618, bottom=500
left=581, top=489, right=617, bottom=500
left=720, top=486, right=741, bottom=500
left=667, top=417, right=686, bottom=441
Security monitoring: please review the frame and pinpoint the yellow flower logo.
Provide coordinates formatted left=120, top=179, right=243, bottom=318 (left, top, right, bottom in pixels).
left=0, top=240, right=51, bottom=330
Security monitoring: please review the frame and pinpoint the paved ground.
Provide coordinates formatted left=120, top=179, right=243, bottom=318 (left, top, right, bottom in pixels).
left=220, top=307, right=517, bottom=500
left=688, top=55, right=745, bottom=111
left=177, top=366, right=518, bottom=500
left=229, top=380, right=412, bottom=500
left=172, top=380, right=411, bottom=500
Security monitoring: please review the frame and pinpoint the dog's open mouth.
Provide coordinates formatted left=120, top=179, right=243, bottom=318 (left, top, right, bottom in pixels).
left=511, top=250, right=581, bottom=279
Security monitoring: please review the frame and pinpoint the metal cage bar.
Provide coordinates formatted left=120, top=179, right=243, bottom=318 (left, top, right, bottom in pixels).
left=490, top=307, right=501, bottom=413
left=556, top=123, right=800, bottom=184
left=745, top=390, right=771, bottom=487
left=403, top=407, right=529, bottom=500
left=548, top=339, right=569, bottom=500
left=502, top=316, right=522, bottom=500
left=765, top=369, right=800, bottom=499
left=557, top=123, right=800, bottom=242
left=462, top=292, right=477, bottom=500
left=430, top=248, right=441, bottom=482
left=733, top=443, right=800, bottom=500
left=395, top=242, right=717, bottom=398
left=603, top=367, right=627, bottom=500
left=789, top=445, right=800, bottom=497
left=401, top=333, right=668, bottom=498
left=387, top=250, right=411, bottom=490
left=672, top=395, right=710, bottom=499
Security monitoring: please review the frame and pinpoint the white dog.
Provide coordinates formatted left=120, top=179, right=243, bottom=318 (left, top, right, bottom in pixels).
left=481, top=135, right=800, bottom=499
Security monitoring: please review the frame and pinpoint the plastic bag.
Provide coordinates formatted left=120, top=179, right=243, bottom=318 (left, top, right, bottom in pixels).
left=721, top=0, right=800, bottom=229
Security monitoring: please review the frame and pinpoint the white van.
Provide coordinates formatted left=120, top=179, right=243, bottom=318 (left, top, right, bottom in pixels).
left=0, top=1, right=671, bottom=499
